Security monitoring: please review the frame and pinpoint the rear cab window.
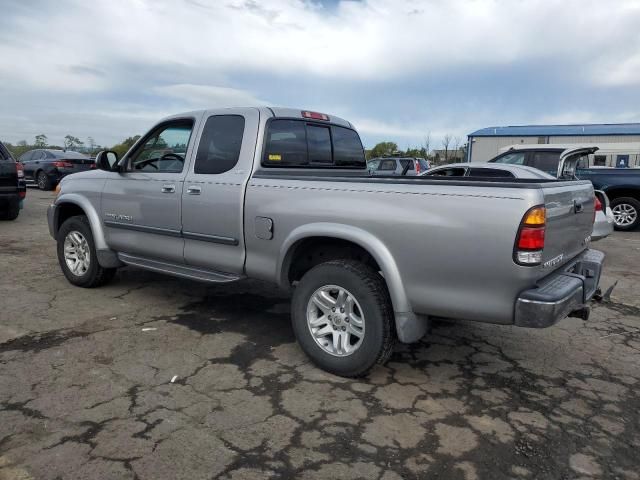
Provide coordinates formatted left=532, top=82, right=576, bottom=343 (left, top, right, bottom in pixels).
left=263, top=119, right=365, bottom=168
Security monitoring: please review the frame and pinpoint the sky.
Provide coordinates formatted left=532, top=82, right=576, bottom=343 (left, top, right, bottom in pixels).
left=1, top=0, right=640, bottom=150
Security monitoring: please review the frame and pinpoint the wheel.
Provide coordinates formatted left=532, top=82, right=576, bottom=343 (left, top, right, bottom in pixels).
left=610, top=197, right=640, bottom=231
left=37, top=171, right=53, bottom=191
left=57, top=215, right=117, bottom=287
left=291, top=259, right=395, bottom=377
left=0, top=199, right=19, bottom=220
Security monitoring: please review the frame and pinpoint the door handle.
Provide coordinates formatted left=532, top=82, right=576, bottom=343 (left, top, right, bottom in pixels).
left=187, top=186, right=202, bottom=195
left=161, top=184, right=176, bottom=193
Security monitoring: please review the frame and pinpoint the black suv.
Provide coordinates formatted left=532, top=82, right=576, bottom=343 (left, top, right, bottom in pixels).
left=19, top=149, right=94, bottom=190
left=0, top=141, right=26, bottom=220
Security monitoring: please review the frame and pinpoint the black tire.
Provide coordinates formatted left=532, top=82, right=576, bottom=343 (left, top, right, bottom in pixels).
left=0, top=199, right=20, bottom=221
left=610, top=197, right=640, bottom=231
left=37, top=170, right=53, bottom=191
left=57, top=215, right=117, bottom=287
left=291, top=260, right=395, bottom=377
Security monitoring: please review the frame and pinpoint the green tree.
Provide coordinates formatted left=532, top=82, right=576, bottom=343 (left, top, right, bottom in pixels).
left=368, top=141, right=398, bottom=159
left=111, top=135, right=141, bottom=158
left=34, top=134, right=47, bottom=147
left=64, top=135, right=83, bottom=150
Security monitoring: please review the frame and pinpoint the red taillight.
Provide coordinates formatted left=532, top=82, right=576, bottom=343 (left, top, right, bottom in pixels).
left=517, top=227, right=545, bottom=250
left=415, top=160, right=421, bottom=174
left=302, top=111, right=329, bottom=121
left=19, top=190, right=26, bottom=199
left=594, top=196, right=602, bottom=211
left=515, top=206, right=546, bottom=265
left=15, top=162, right=24, bottom=178
left=593, top=196, right=602, bottom=223
left=52, top=161, right=73, bottom=168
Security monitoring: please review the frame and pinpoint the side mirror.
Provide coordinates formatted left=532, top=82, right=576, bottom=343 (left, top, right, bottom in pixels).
left=95, top=150, right=119, bottom=171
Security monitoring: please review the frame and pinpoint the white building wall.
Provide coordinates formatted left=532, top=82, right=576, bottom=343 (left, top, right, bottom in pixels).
left=469, top=136, right=538, bottom=162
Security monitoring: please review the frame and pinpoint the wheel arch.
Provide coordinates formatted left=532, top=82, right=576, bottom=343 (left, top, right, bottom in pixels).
left=603, top=187, right=640, bottom=202
left=54, top=194, right=108, bottom=250
left=278, top=223, right=412, bottom=320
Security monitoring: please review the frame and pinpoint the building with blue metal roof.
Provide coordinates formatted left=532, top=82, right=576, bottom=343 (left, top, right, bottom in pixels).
left=467, top=123, right=640, bottom=163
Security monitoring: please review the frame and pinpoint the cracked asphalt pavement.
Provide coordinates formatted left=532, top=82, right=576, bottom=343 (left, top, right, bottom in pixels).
left=1, top=190, right=639, bottom=480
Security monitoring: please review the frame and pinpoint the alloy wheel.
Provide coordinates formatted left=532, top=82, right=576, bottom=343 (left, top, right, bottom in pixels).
left=306, top=285, right=365, bottom=357
left=612, top=203, right=638, bottom=227
left=63, top=230, right=91, bottom=276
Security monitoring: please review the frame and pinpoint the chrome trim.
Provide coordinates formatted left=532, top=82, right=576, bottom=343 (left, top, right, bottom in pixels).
left=182, top=231, right=239, bottom=246
left=103, top=220, right=239, bottom=245
left=103, top=220, right=182, bottom=237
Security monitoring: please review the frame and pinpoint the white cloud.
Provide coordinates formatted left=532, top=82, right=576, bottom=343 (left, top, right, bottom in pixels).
left=153, top=84, right=267, bottom=108
left=3, top=0, right=640, bottom=89
left=1, top=0, right=639, bottom=146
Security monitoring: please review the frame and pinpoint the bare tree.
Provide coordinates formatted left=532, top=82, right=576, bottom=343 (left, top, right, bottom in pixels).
left=453, top=136, right=461, bottom=163
left=441, top=134, right=452, bottom=162
left=423, top=132, right=431, bottom=158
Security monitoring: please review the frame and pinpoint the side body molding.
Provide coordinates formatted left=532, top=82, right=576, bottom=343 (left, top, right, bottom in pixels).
left=277, top=223, right=428, bottom=343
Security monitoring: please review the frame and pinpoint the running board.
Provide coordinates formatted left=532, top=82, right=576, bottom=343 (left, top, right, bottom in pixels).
left=117, top=253, right=242, bottom=283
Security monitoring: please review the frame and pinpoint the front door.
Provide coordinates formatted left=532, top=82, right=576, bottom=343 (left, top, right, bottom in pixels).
left=101, top=118, right=198, bottom=264
left=182, top=108, right=259, bottom=274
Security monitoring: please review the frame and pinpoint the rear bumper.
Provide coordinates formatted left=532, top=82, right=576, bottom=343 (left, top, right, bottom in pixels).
left=514, top=249, right=605, bottom=328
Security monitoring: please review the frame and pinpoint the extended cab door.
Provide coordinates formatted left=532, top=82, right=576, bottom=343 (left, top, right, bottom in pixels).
left=101, top=117, right=198, bottom=263
left=181, top=108, right=259, bottom=274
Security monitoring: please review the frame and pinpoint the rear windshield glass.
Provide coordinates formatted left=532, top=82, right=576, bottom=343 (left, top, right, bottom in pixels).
left=331, top=126, right=365, bottom=167
left=530, top=152, right=560, bottom=172
left=52, top=150, right=88, bottom=159
left=307, top=125, right=332, bottom=164
left=263, top=119, right=365, bottom=168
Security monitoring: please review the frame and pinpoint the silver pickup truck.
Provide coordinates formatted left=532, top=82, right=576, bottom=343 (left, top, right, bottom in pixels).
left=48, top=107, right=604, bottom=377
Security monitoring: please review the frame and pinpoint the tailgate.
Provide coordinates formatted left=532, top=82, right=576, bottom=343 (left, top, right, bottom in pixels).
left=0, top=160, right=18, bottom=189
left=541, top=180, right=594, bottom=266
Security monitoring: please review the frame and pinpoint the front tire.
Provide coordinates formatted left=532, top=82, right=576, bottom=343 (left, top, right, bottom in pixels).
left=611, top=197, right=640, bottom=231
left=291, top=260, right=395, bottom=377
left=57, top=215, right=116, bottom=287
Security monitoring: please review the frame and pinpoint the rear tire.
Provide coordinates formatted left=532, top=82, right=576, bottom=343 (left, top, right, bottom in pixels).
left=57, top=215, right=116, bottom=287
left=0, top=199, right=20, bottom=221
left=610, top=197, right=640, bottom=231
left=37, top=171, right=53, bottom=191
left=291, top=259, right=395, bottom=377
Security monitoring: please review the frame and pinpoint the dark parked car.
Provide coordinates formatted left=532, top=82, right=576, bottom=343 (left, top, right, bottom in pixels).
left=19, top=149, right=94, bottom=190
left=367, top=157, right=431, bottom=176
left=489, top=146, right=640, bottom=231
left=0, top=141, right=26, bottom=220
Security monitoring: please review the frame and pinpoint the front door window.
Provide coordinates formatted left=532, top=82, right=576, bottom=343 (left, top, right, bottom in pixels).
left=128, top=122, right=193, bottom=173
